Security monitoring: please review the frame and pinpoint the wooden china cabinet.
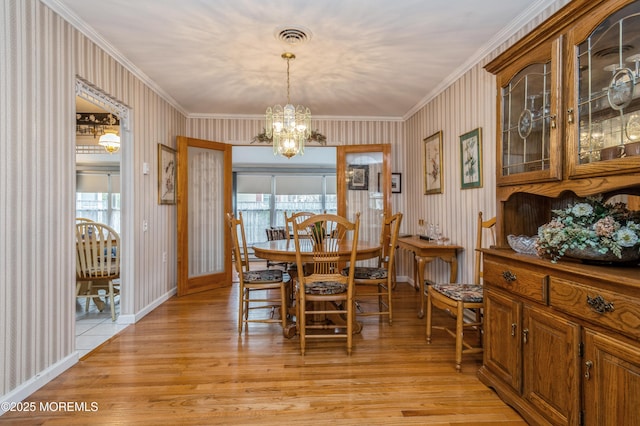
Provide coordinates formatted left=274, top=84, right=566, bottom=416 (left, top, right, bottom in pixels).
left=480, top=1, right=640, bottom=425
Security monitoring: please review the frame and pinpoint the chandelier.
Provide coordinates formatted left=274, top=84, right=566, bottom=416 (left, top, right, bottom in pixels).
left=265, top=52, right=311, bottom=159
left=98, top=113, right=120, bottom=154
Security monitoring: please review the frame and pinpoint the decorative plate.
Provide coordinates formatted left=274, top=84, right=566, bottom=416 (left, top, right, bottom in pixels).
left=518, top=109, right=533, bottom=139
left=625, top=114, right=640, bottom=141
left=607, top=68, right=635, bottom=110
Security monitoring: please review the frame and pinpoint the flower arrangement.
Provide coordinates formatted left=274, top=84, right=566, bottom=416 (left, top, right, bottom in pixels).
left=535, top=196, right=640, bottom=263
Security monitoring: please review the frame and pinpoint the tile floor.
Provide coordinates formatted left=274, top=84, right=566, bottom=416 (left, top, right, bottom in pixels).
left=75, top=294, right=127, bottom=358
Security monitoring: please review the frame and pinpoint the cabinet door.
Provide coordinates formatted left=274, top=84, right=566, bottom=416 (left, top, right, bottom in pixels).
left=583, top=329, right=640, bottom=426
left=565, top=0, right=640, bottom=178
left=495, top=39, right=563, bottom=186
left=484, top=289, right=522, bottom=392
left=522, top=305, right=581, bottom=425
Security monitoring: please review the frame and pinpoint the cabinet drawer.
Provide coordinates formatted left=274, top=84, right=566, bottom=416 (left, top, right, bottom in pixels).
left=550, top=277, right=640, bottom=340
left=484, top=259, right=548, bottom=303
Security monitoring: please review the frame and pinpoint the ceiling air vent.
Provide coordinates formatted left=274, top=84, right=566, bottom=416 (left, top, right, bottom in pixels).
left=274, top=26, right=312, bottom=46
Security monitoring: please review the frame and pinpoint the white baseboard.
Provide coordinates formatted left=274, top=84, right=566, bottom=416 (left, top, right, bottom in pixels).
left=0, top=353, right=78, bottom=416
left=117, top=287, right=177, bottom=324
left=397, top=275, right=413, bottom=287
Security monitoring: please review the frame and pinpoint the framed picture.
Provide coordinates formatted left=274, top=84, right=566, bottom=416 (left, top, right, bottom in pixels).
left=391, top=173, right=401, bottom=193
left=424, top=131, right=443, bottom=194
left=347, top=164, right=369, bottom=190
left=460, top=128, right=483, bottom=189
left=158, top=144, right=176, bottom=205
left=376, top=172, right=401, bottom=193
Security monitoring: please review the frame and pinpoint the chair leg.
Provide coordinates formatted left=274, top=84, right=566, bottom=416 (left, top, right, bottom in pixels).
left=347, top=297, right=353, bottom=355
left=109, top=281, right=116, bottom=322
left=280, top=283, right=287, bottom=330
left=85, top=281, right=92, bottom=312
left=386, top=281, right=393, bottom=325
left=299, top=292, right=306, bottom=356
left=455, top=301, right=464, bottom=372
left=237, top=285, right=244, bottom=333
left=425, top=289, right=432, bottom=344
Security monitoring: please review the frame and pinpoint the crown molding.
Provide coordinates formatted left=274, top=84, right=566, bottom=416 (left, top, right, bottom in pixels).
left=187, top=113, right=403, bottom=122
left=403, top=0, right=569, bottom=121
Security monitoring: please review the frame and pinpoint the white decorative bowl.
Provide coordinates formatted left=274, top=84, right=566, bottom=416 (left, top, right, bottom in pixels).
left=507, top=234, right=539, bottom=255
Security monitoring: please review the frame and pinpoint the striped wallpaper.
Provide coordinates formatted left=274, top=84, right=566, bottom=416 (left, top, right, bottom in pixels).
left=1, top=0, right=569, bottom=405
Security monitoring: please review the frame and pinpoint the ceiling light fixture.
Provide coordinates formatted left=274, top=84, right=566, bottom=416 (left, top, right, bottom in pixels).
left=98, top=113, right=120, bottom=154
left=265, top=52, right=311, bottom=159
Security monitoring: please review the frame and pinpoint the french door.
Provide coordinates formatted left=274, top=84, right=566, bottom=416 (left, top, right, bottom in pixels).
left=337, top=144, right=391, bottom=259
left=177, top=136, right=232, bottom=296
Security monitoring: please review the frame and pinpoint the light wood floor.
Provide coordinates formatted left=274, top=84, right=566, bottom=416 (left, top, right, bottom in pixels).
left=2, top=282, right=526, bottom=425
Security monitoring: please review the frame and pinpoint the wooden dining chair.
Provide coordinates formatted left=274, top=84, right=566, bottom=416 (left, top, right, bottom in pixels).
left=265, top=227, right=289, bottom=270
left=284, top=211, right=316, bottom=242
left=426, top=212, right=496, bottom=372
left=283, top=211, right=317, bottom=279
left=292, top=213, right=360, bottom=355
left=343, top=212, right=403, bottom=324
left=75, top=221, right=121, bottom=321
left=228, top=212, right=288, bottom=333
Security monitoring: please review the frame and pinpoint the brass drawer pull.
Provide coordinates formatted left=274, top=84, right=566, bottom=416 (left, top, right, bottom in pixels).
left=501, top=270, right=517, bottom=283
left=586, top=295, right=614, bottom=314
left=584, top=360, right=593, bottom=380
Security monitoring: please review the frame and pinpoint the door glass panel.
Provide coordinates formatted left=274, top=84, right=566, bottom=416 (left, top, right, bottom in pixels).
left=576, top=2, right=640, bottom=163
left=188, top=146, right=225, bottom=278
left=501, top=62, right=552, bottom=175
left=345, top=151, right=384, bottom=264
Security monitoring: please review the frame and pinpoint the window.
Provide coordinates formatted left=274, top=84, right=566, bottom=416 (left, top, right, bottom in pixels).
left=235, top=173, right=336, bottom=244
left=76, top=172, right=121, bottom=233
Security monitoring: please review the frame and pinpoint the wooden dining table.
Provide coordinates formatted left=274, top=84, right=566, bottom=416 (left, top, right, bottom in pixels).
left=252, top=238, right=382, bottom=337
left=396, top=236, right=463, bottom=318
left=252, top=238, right=382, bottom=264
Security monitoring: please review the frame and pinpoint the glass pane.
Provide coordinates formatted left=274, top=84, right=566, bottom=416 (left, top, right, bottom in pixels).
left=345, top=152, right=384, bottom=266
left=188, top=147, right=225, bottom=278
left=576, top=3, right=640, bottom=164
left=237, top=192, right=271, bottom=244
left=502, top=62, right=551, bottom=176
left=235, top=173, right=336, bottom=244
left=75, top=171, right=121, bottom=233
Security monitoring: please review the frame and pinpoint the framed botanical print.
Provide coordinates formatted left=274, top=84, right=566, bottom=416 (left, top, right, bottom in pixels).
left=347, top=164, right=369, bottom=190
left=460, top=128, right=483, bottom=189
left=424, top=131, right=443, bottom=194
left=158, top=143, right=176, bottom=205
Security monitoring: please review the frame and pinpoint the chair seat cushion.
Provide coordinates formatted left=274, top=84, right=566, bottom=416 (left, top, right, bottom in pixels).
left=341, top=266, right=388, bottom=280
left=304, top=281, right=347, bottom=295
left=431, top=283, right=483, bottom=303
left=244, top=269, right=283, bottom=283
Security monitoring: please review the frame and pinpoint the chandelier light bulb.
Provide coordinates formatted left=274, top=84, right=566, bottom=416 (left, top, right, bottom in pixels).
left=265, top=52, right=311, bottom=159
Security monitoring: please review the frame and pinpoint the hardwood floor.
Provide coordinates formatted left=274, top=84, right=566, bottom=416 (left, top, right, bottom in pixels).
left=2, top=282, right=526, bottom=425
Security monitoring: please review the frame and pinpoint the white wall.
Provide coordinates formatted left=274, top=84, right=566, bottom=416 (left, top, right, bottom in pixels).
left=1, top=0, right=185, bottom=402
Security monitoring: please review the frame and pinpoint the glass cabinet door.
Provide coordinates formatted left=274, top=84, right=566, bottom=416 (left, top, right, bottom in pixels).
left=496, top=41, right=562, bottom=186
left=567, top=0, right=640, bottom=178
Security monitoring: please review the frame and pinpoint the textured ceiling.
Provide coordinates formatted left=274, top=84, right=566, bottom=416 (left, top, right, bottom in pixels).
left=54, top=0, right=561, bottom=119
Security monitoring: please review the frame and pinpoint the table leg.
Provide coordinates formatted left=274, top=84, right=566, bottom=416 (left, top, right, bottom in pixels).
left=416, top=256, right=436, bottom=318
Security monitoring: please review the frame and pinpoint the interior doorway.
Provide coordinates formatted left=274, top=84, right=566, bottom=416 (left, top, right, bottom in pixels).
left=74, top=81, right=130, bottom=355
